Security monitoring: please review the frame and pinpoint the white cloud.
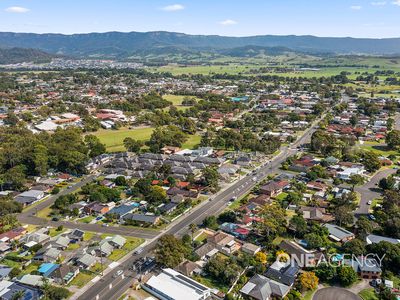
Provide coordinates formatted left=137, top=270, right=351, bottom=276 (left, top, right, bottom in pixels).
left=393, top=0, right=400, bottom=5
left=219, top=19, right=238, bottom=26
left=5, top=6, right=30, bottom=13
left=162, top=4, right=184, bottom=12
left=371, top=1, right=387, bottom=5
left=350, top=5, right=362, bottom=9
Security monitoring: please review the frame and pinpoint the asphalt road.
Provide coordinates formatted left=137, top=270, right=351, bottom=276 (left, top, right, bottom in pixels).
left=354, top=112, right=400, bottom=215
left=313, top=287, right=361, bottom=300
left=355, top=167, right=397, bottom=215
left=76, top=113, right=321, bottom=300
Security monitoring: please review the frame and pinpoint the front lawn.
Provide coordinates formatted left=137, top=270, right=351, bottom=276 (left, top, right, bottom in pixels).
left=275, top=192, right=288, bottom=201
left=108, top=237, right=144, bottom=261
left=83, top=232, right=95, bottom=241
left=48, top=227, right=66, bottom=237
left=68, top=271, right=94, bottom=288
left=358, top=288, right=378, bottom=300
left=67, top=243, right=80, bottom=251
left=79, top=216, right=95, bottom=224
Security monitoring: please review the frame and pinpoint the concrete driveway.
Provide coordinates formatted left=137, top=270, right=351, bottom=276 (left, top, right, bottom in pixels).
left=313, top=287, right=361, bottom=300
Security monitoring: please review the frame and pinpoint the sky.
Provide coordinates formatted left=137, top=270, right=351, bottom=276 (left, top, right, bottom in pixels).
left=0, top=0, right=400, bottom=38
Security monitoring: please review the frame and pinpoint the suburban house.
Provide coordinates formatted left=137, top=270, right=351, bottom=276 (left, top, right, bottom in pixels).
left=299, top=206, right=334, bottom=223
left=259, top=180, right=289, bottom=197
left=265, top=260, right=299, bottom=286
left=207, top=231, right=241, bottom=255
left=122, top=213, right=160, bottom=226
left=14, top=190, right=45, bottom=206
left=75, top=253, right=96, bottom=269
left=343, top=257, right=382, bottom=279
left=240, top=274, right=291, bottom=300
left=324, top=224, right=355, bottom=243
left=365, top=234, right=400, bottom=245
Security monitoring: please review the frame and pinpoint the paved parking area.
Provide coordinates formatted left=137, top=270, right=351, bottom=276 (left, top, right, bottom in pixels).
left=313, top=287, right=361, bottom=300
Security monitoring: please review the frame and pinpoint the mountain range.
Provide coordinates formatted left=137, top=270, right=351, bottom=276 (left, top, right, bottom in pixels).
left=1, top=31, right=400, bottom=59
left=0, top=47, right=56, bottom=64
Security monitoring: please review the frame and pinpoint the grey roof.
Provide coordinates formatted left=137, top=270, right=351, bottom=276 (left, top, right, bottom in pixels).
left=123, top=213, right=159, bottom=224
left=0, top=265, right=12, bottom=278
left=343, top=257, right=382, bottom=273
left=265, top=263, right=299, bottom=286
left=240, top=274, right=291, bottom=300
left=77, top=253, right=96, bottom=267
left=323, top=223, right=355, bottom=240
left=366, top=234, right=400, bottom=245
left=107, top=235, right=126, bottom=247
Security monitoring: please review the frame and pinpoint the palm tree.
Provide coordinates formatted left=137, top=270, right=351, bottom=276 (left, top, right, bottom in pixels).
left=189, top=223, right=198, bottom=245
left=11, top=291, right=25, bottom=300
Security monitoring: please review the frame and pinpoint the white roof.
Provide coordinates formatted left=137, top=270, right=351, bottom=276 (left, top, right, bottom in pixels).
left=35, top=121, right=59, bottom=131
left=16, top=190, right=44, bottom=198
left=145, top=268, right=211, bottom=300
left=0, top=280, right=13, bottom=297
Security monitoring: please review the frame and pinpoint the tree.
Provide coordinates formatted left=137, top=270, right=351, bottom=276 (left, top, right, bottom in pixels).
left=258, top=204, right=286, bottom=239
left=51, top=186, right=60, bottom=195
left=202, top=216, right=218, bottom=230
left=304, top=232, right=327, bottom=249
left=123, top=137, right=144, bottom=153
left=189, top=223, right=198, bottom=244
left=289, top=215, right=308, bottom=237
left=379, top=176, right=396, bottom=191
left=33, top=144, right=48, bottom=176
left=202, top=166, right=219, bottom=190
left=84, top=135, right=106, bottom=158
left=11, top=291, right=25, bottom=300
left=362, top=151, right=381, bottom=173
left=386, top=130, right=400, bottom=150
left=343, top=239, right=366, bottom=256
left=338, top=266, right=358, bottom=287
left=155, top=235, right=186, bottom=268
left=204, top=255, right=242, bottom=285
left=349, top=174, right=365, bottom=190
left=218, top=211, right=237, bottom=223
left=146, top=185, right=167, bottom=205
left=43, top=285, right=70, bottom=300
left=335, top=205, right=354, bottom=227
left=350, top=115, right=358, bottom=127
left=114, top=176, right=127, bottom=186
left=314, top=264, right=336, bottom=283
left=146, top=125, right=188, bottom=153
left=356, top=217, right=373, bottom=237
left=284, top=290, right=304, bottom=300
left=299, top=271, right=319, bottom=291
left=255, top=252, right=267, bottom=264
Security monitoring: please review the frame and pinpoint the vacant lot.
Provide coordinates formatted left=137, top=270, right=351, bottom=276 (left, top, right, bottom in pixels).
left=94, top=127, right=201, bottom=152
left=94, top=127, right=154, bottom=152
left=163, top=94, right=199, bottom=111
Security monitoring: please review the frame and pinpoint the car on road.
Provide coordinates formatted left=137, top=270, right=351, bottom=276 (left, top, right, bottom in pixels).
left=113, top=270, right=123, bottom=278
left=102, top=223, right=109, bottom=227
left=134, top=247, right=144, bottom=255
left=367, top=200, right=372, bottom=205
left=252, top=177, right=257, bottom=182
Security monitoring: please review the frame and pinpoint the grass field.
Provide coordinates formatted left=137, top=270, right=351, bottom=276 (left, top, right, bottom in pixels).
left=94, top=127, right=154, bottom=152
left=163, top=94, right=198, bottom=111
left=358, top=141, right=399, bottom=157
left=94, top=127, right=201, bottom=152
